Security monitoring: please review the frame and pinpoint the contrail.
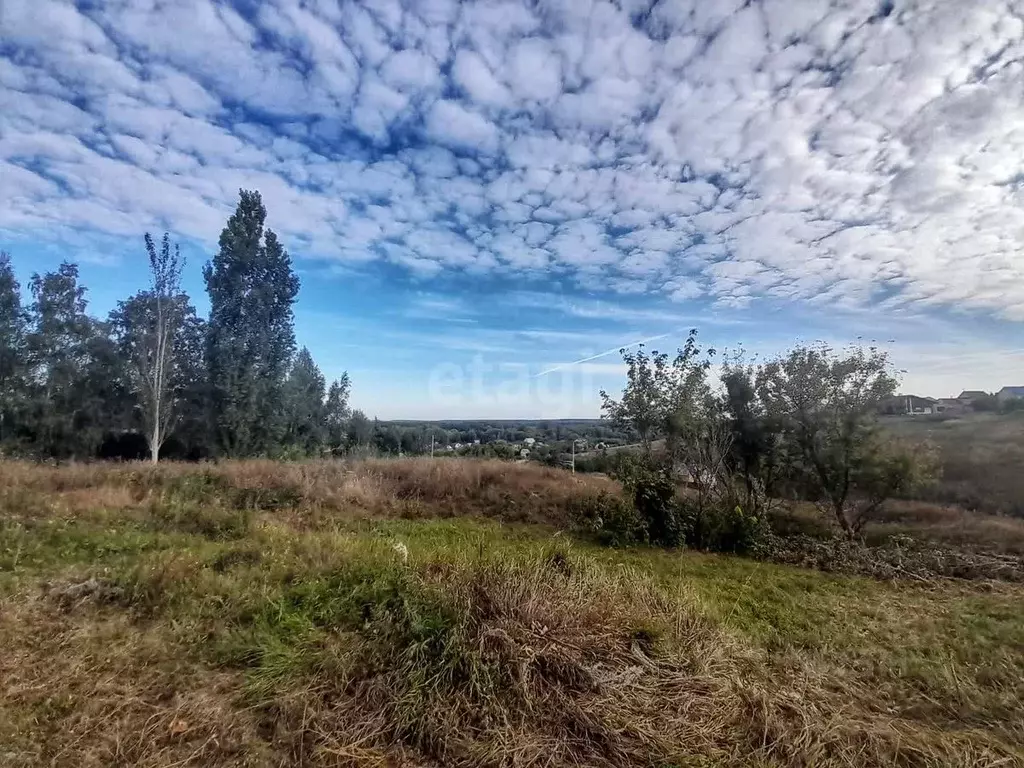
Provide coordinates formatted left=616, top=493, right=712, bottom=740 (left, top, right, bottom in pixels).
left=533, top=332, right=674, bottom=378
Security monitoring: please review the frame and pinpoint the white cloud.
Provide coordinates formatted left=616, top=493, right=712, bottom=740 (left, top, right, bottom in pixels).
left=507, top=37, right=562, bottom=102
left=451, top=49, right=513, bottom=108
left=380, top=48, right=441, bottom=91
left=425, top=99, right=500, bottom=154
left=0, top=0, right=1022, bottom=329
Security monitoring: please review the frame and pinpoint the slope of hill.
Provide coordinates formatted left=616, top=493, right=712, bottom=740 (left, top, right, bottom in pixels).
left=1, top=459, right=1022, bottom=767
left=884, top=412, right=1024, bottom=516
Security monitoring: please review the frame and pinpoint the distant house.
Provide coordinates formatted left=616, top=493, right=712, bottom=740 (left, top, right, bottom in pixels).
left=934, top=398, right=965, bottom=415
left=523, top=437, right=536, bottom=447
left=957, top=390, right=988, bottom=403
left=880, top=394, right=937, bottom=415
left=996, top=386, right=1024, bottom=403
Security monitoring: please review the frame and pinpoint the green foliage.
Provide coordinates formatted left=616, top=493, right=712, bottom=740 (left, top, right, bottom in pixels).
left=757, top=344, right=933, bottom=535
left=282, top=347, right=327, bottom=455
left=324, top=373, right=352, bottom=451
left=678, top=498, right=766, bottom=555
left=720, top=357, right=787, bottom=511
left=571, top=490, right=646, bottom=548
left=615, top=457, right=682, bottom=547
left=577, top=454, right=769, bottom=555
left=0, top=253, right=28, bottom=451
left=205, top=190, right=300, bottom=458
left=24, top=263, right=126, bottom=458
left=600, top=329, right=715, bottom=455
left=347, top=409, right=374, bottom=448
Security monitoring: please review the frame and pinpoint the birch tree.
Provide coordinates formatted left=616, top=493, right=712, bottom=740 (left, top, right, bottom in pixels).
left=123, top=233, right=185, bottom=463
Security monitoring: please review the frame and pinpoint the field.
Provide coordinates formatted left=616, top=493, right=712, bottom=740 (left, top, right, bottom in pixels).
left=884, top=412, right=1024, bottom=517
left=2, top=459, right=1024, bottom=767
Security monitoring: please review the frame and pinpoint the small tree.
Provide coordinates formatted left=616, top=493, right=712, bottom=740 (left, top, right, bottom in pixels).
left=599, top=344, right=661, bottom=452
left=347, top=409, right=373, bottom=448
left=600, top=329, right=715, bottom=461
left=282, top=347, right=327, bottom=455
left=757, top=344, right=932, bottom=535
left=324, top=374, right=351, bottom=452
left=720, top=358, right=787, bottom=516
left=124, top=233, right=185, bottom=463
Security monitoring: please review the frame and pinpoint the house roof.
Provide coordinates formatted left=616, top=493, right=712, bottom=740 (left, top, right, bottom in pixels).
left=998, top=386, right=1024, bottom=396
left=957, top=390, right=988, bottom=399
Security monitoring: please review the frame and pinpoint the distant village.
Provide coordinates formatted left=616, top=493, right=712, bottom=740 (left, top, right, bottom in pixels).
left=881, top=386, right=1024, bottom=416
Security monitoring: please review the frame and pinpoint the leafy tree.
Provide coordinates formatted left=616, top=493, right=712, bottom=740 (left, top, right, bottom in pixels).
left=25, top=263, right=101, bottom=458
left=162, top=308, right=210, bottom=459
left=110, top=283, right=206, bottom=461
left=113, top=233, right=186, bottom=462
left=282, top=347, right=327, bottom=455
left=756, top=344, right=931, bottom=535
left=374, top=420, right=402, bottom=454
left=347, top=409, right=373, bottom=447
left=79, top=321, right=134, bottom=451
left=323, top=374, right=351, bottom=451
left=720, top=358, right=786, bottom=513
left=600, top=329, right=715, bottom=464
left=205, top=190, right=300, bottom=457
left=600, top=344, right=661, bottom=451
left=0, top=253, right=29, bottom=449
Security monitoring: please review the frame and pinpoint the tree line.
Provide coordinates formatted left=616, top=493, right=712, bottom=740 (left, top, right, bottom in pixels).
left=0, top=190, right=360, bottom=462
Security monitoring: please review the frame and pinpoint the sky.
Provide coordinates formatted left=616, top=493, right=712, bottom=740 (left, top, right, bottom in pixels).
left=2, top=0, right=1024, bottom=419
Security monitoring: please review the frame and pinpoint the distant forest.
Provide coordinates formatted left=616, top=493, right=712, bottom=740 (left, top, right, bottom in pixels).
left=0, top=190, right=634, bottom=463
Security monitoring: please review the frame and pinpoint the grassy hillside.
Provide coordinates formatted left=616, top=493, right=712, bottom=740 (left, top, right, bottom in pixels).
left=2, top=459, right=1023, bottom=767
left=884, top=412, right=1024, bottom=516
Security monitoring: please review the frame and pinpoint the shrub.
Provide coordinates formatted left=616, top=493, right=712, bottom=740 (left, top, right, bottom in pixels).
left=570, top=491, right=646, bottom=547
left=601, top=456, right=768, bottom=554
left=615, top=457, right=682, bottom=547
left=678, top=499, right=765, bottom=555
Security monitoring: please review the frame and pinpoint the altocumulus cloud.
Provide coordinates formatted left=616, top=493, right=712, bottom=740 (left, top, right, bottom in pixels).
left=2, top=0, right=1024, bottom=320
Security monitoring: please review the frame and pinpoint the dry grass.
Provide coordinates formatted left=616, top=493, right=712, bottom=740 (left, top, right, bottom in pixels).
left=866, top=500, right=1024, bottom=555
left=2, top=458, right=1024, bottom=767
left=212, top=554, right=1021, bottom=768
left=0, top=458, right=616, bottom=528
left=0, top=603, right=276, bottom=767
left=769, top=500, right=1024, bottom=556
left=885, top=413, right=1024, bottom=517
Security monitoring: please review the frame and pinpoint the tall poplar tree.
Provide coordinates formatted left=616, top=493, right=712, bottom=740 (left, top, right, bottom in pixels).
left=204, top=190, right=299, bottom=457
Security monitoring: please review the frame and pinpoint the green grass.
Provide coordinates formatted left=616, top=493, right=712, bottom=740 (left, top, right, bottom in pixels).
left=2, top=462, right=1024, bottom=766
